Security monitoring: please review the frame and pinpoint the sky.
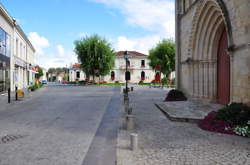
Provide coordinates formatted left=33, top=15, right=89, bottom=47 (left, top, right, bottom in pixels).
left=0, top=0, right=175, bottom=69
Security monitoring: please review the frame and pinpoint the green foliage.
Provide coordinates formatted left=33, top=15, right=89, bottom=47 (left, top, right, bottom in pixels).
left=161, top=77, right=168, bottom=85
left=35, top=66, right=44, bottom=79
left=216, top=103, right=250, bottom=126
left=148, top=39, right=175, bottom=77
left=138, top=80, right=144, bottom=85
left=29, top=83, right=43, bottom=91
left=166, top=89, right=187, bottom=100
left=74, top=34, right=115, bottom=80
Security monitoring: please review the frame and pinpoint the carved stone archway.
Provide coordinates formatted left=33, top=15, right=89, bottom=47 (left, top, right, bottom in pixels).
left=187, top=0, right=233, bottom=103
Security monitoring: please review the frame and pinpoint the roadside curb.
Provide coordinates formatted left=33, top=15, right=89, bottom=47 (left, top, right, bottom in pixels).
left=155, top=103, right=201, bottom=124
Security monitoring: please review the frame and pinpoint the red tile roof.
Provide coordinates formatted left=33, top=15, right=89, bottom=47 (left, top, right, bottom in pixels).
left=72, top=63, right=81, bottom=69
left=116, top=51, right=147, bottom=57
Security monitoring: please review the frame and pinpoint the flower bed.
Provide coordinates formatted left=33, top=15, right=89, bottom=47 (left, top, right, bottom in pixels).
left=198, top=103, right=250, bottom=137
left=165, top=89, right=187, bottom=102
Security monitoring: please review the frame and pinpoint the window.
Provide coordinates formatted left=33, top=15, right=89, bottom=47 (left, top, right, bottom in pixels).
left=0, top=28, right=6, bottom=56
left=76, top=71, right=80, bottom=78
left=16, top=39, right=18, bottom=56
left=127, top=60, right=130, bottom=67
left=141, top=60, right=145, bottom=67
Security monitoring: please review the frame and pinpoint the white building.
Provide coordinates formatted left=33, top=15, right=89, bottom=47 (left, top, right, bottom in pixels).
left=0, top=4, right=36, bottom=92
left=69, top=51, right=159, bottom=83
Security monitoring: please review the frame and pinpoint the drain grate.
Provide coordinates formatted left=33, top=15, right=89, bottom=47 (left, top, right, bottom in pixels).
left=0, top=134, right=27, bottom=144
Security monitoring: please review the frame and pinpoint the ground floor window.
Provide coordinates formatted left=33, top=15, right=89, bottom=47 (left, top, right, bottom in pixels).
left=0, top=57, right=10, bottom=92
left=76, top=71, right=80, bottom=79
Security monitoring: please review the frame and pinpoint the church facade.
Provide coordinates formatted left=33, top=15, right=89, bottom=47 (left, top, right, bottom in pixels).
left=175, top=0, right=250, bottom=104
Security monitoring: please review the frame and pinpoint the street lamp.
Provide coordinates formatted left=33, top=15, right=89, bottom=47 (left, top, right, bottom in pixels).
left=124, top=51, right=130, bottom=93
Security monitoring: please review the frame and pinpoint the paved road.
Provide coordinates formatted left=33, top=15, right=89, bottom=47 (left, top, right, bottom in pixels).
left=0, top=85, right=120, bottom=165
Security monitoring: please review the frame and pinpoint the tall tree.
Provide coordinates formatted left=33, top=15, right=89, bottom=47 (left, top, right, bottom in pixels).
left=35, top=66, right=44, bottom=80
left=148, top=39, right=175, bottom=78
left=74, top=34, right=115, bottom=81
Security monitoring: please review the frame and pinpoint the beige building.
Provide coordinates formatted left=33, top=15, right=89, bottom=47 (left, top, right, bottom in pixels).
left=176, top=0, right=250, bottom=104
left=69, top=51, right=159, bottom=83
left=0, top=4, right=36, bottom=92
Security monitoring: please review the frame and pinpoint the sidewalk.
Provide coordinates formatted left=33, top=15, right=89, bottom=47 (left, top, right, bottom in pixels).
left=0, top=88, right=43, bottom=112
left=117, top=87, right=250, bottom=165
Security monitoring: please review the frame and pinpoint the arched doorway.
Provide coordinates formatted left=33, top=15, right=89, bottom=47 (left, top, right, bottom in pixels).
left=217, top=28, right=230, bottom=104
left=188, top=0, right=232, bottom=104
left=111, top=71, right=115, bottom=81
left=141, top=71, right=145, bottom=81
left=125, top=71, right=130, bottom=81
left=155, top=72, right=161, bottom=82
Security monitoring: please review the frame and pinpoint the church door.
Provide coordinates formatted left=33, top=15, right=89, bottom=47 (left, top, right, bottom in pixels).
left=217, top=28, right=230, bottom=104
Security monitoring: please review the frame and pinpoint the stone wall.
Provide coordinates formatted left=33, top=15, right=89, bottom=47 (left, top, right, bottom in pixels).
left=176, top=0, right=250, bottom=103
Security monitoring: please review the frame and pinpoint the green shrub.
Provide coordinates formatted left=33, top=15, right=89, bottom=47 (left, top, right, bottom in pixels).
left=165, top=89, right=187, bottom=101
left=138, top=80, right=144, bottom=84
left=216, top=103, right=250, bottom=126
left=29, top=83, right=43, bottom=91
left=161, top=77, right=168, bottom=85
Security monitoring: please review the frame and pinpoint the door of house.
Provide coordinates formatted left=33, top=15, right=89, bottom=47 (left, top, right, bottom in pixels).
left=217, top=28, right=230, bottom=104
left=155, top=72, right=161, bottom=82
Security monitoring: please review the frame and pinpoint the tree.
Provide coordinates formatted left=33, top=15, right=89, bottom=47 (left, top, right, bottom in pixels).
left=148, top=39, right=175, bottom=79
left=74, top=34, right=115, bottom=81
left=35, top=66, right=44, bottom=80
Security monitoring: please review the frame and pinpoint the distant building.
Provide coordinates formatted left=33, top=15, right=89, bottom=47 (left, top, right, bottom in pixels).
left=69, top=64, right=85, bottom=82
left=0, top=4, right=36, bottom=92
left=69, top=51, right=160, bottom=83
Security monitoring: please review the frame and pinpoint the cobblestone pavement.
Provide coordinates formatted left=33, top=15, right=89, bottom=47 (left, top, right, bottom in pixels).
left=117, top=86, right=250, bottom=165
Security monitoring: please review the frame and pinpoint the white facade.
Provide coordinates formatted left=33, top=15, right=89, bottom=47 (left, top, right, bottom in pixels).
left=69, top=64, right=86, bottom=82
left=0, top=4, right=36, bottom=92
left=69, top=51, right=158, bottom=83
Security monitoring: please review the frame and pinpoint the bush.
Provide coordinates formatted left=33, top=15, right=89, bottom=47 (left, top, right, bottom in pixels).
left=165, top=89, right=187, bottom=101
left=29, top=83, right=43, bottom=91
left=138, top=80, right=144, bottom=84
left=216, top=103, right=250, bottom=126
left=198, top=111, right=235, bottom=135
left=199, top=103, right=250, bottom=137
left=115, top=81, right=120, bottom=84
left=99, top=81, right=107, bottom=84
left=161, top=77, right=168, bottom=85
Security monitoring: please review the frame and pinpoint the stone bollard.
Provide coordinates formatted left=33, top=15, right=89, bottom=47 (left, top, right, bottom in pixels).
left=130, top=133, right=138, bottom=151
left=126, top=114, right=135, bottom=130
left=124, top=103, right=129, bottom=113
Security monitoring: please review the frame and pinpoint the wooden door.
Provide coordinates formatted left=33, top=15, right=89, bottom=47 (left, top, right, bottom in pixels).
left=155, top=73, right=161, bottom=82
left=217, top=28, right=230, bottom=104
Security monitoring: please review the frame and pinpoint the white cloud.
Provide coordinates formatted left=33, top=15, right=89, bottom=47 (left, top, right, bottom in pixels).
left=28, top=32, right=50, bottom=55
left=90, top=0, right=175, bottom=37
left=114, top=35, right=161, bottom=54
left=38, top=45, right=78, bottom=69
left=56, top=45, right=65, bottom=57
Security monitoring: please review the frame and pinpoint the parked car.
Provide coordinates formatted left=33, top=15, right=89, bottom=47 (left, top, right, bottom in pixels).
left=40, top=80, right=47, bottom=84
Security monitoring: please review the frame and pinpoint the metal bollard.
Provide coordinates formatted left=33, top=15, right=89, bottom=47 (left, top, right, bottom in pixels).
left=130, top=133, right=138, bottom=151
left=131, top=86, right=134, bottom=91
left=15, top=86, right=18, bottom=101
left=8, top=88, right=11, bottom=103
left=126, top=114, right=135, bottom=130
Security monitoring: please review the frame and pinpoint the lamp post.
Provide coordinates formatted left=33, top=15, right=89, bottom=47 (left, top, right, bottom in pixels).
left=124, top=51, right=129, bottom=93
